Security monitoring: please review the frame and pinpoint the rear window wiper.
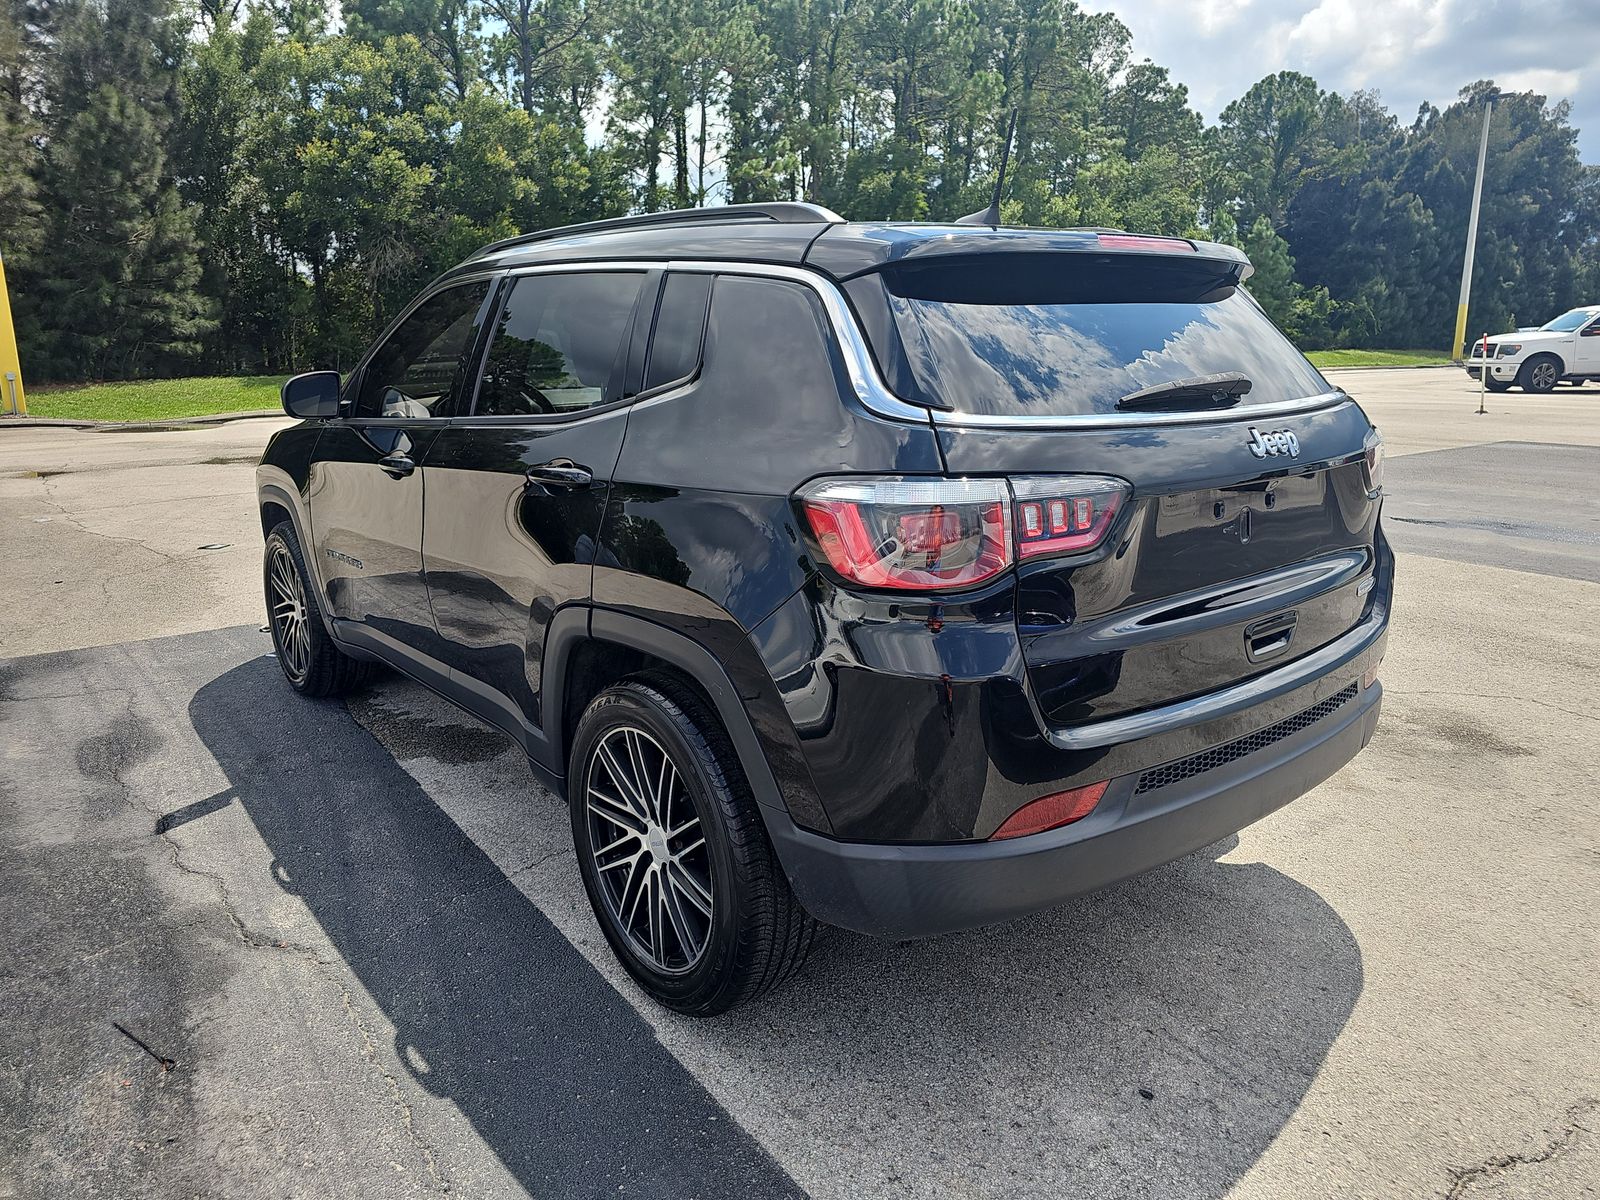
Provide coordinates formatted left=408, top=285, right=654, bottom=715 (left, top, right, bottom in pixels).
left=1116, top=372, right=1253, bottom=412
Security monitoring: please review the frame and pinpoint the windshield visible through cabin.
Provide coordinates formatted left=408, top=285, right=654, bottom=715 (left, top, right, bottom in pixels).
left=1539, top=309, right=1596, bottom=332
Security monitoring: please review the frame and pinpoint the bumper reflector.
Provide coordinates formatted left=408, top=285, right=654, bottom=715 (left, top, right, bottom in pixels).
left=990, top=781, right=1109, bottom=841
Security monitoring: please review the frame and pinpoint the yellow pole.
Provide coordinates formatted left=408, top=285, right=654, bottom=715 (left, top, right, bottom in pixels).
left=0, top=249, right=25, bottom=415
left=1452, top=301, right=1470, bottom=369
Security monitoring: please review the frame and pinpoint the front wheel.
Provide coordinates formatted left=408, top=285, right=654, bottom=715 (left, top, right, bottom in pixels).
left=1483, top=376, right=1511, bottom=393
left=569, top=676, right=815, bottom=1015
left=264, top=521, right=369, bottom=697
left=1517, top=355, right=1562, bottom=393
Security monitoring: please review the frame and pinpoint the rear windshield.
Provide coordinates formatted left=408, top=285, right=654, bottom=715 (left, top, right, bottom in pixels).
left=880, top=254, right=1330, bottom=418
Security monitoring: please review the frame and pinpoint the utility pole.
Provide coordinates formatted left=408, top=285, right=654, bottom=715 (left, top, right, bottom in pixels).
left=1451, top=91, right=1499, bottom=363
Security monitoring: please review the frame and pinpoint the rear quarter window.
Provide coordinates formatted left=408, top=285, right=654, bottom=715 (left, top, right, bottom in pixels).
left=880, top=254, right=1331, bottom=419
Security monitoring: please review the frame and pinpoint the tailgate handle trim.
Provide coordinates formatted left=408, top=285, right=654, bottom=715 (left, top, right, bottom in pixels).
left=1245, top=612, right=1298, bottom=662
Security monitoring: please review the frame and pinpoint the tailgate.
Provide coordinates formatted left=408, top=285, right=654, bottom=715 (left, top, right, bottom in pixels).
left=938, top=402, right=1381, bottom=728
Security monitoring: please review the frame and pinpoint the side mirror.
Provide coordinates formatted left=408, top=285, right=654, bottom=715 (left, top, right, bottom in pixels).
left=1582, top=324, right=1600, bottom=337
left=281, top=371, right=342, bottom=419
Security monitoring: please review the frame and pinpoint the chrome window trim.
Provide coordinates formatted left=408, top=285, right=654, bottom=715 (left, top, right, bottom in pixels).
left=927, top=389, right=1351, bottom=430
left=500, top=258, right=933, bottom=424
left=612, top=376, right=697, bottom=419
left=492, top=257, right=1351, bottom=429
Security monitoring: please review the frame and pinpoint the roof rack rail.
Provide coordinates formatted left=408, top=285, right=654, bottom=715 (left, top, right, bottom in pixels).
left=472, top=202, right=845, bottom=260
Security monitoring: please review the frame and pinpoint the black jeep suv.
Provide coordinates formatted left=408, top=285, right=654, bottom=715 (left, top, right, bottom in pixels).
left=257, top=203, right=1390, bottom=1015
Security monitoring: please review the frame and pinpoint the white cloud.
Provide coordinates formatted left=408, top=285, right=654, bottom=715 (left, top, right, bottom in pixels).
left=1079, top=0, right=1600, bottom=161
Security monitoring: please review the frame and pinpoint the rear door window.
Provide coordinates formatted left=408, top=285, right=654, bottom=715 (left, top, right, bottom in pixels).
left=475, top=272, right=645, bottom=417
left=643, top=272, right=713, bottom=392
left=881, top=254, right=1330, bottom=419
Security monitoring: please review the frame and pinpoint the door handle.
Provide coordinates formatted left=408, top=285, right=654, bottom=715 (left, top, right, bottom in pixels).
left=525, top=461, right=593, bottom=490
left=379, top=452, right=415, bottom=478
left=1244, top=612, right=1297, bottom=662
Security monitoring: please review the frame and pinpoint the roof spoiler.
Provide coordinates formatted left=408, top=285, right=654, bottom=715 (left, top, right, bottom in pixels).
left=806, top=225, right=1254, bottom=281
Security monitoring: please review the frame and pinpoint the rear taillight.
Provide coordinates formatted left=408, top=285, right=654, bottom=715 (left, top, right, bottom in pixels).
left=1362, top=430, right=1384, bottom=496
left=798, top=475, right=1129, bottom=591
left=1011, top=477, right=1129, bottom=559
left=798, top=477, right=1012, bottom=591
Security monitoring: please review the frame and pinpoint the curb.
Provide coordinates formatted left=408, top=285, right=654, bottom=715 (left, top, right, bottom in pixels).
left=1317, top=364, right=1460, bottom=373
left=0, top=408, right=284, bottom=431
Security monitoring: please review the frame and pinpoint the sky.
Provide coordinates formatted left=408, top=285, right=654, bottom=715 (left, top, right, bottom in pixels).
left=1078, top=0, right=1600, bottom=163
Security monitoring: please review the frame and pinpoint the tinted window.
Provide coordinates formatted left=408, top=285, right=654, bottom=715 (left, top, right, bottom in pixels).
left=643, top=272, right=712, bottom=391
left=355, top=282, right=490, bottom=419
left=881, top=254, right=1330, bottom=418
left=475, top=272, right=644, bottom=417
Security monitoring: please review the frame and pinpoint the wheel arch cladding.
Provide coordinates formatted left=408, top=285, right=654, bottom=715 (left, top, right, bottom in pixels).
left=558, top=610, right=833, bottom=836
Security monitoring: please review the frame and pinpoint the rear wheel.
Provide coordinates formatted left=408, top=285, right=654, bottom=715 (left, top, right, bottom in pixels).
left=264, top=521, right=368, bottom=697
left=569, top=676, right=815, bottom=1015
left=1517, top=355, right=1562, bottom=393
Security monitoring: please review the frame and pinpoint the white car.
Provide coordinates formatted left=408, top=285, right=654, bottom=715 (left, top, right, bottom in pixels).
left=1467, top=306, right=1600, bottom=392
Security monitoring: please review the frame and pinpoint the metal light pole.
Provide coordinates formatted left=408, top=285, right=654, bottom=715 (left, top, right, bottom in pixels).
left=1451, top=91, right=1499, bottom=362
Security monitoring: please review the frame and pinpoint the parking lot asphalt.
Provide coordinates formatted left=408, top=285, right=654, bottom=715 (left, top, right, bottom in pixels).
left=1, top=368, right=1596, bottom=1199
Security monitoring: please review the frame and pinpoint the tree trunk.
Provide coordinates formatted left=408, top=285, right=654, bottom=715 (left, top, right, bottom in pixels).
left=696, top=97, right=708, bottom=203
left=517, top=1, right=535, bottom=115
left=674, top=106, right=690, bottom=207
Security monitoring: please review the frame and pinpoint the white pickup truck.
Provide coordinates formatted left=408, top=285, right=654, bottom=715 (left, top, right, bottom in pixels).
left=1466, top=305, right=1600, bottom=392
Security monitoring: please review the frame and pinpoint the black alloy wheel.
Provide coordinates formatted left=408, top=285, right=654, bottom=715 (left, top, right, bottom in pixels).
left=568, top=677, right=815, bottom=1015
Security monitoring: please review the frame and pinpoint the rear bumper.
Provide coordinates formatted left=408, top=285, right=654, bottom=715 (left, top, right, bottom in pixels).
left=769, top=677, right=1382, bottom=938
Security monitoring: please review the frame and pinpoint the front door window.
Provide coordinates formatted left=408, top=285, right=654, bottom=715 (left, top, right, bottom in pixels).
left=355, top=283, right=492, bottom=419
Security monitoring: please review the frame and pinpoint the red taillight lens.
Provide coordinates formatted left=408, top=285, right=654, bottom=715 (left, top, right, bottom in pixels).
left=799, top=475, right=1130, bottom=590
left=990, top=781, right=1108, bottom=840
left=799, top=477, right=1013, bottom=591
left=1095, top=233, right=1195, bottom=254
left=1011, top=476, right=1129, bottom=559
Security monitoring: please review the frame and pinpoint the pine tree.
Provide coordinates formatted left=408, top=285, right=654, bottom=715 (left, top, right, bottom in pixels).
left=0, top=3, right=43, bottom=276
left=23, top=0, right=214, bottom=379
left=1242, top=215, right=1298, bottom=329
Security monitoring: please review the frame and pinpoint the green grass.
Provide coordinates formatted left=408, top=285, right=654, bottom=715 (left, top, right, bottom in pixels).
left=18, top=349, right=1451, bottom=420
left=1304, top=348, right=1452, bottom=369
left=24, top=375, right=288, bottom=422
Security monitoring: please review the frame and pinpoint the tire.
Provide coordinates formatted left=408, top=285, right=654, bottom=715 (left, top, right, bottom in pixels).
left=1517, top=354, right=1562, bottom=393
left=1483, top=376, right=1511, bottom=393
left=263, top=520, right=369, bottom=697
left=568, top=675, right=816, bottom=1015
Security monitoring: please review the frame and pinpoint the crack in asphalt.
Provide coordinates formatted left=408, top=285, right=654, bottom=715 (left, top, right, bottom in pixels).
left=503, top=847, right=569, bottom=881
left=90, top=693, right=453, bottom=1195
left=1443, top=1097, right=1598, bottom=1198
left=1384, top=688, right=1600, bottom=726
left=34, top=475, right=184, bottom=565
left=1387, top=514, right=1600, bottom=547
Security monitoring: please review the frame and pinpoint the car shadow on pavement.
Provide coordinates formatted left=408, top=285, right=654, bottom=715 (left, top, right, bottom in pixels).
left=732, top=832, right=1362, bottom=1198
left=184, top=656, right=804, bottom=1200
left=188, top=657, right=1362, bottom=1200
